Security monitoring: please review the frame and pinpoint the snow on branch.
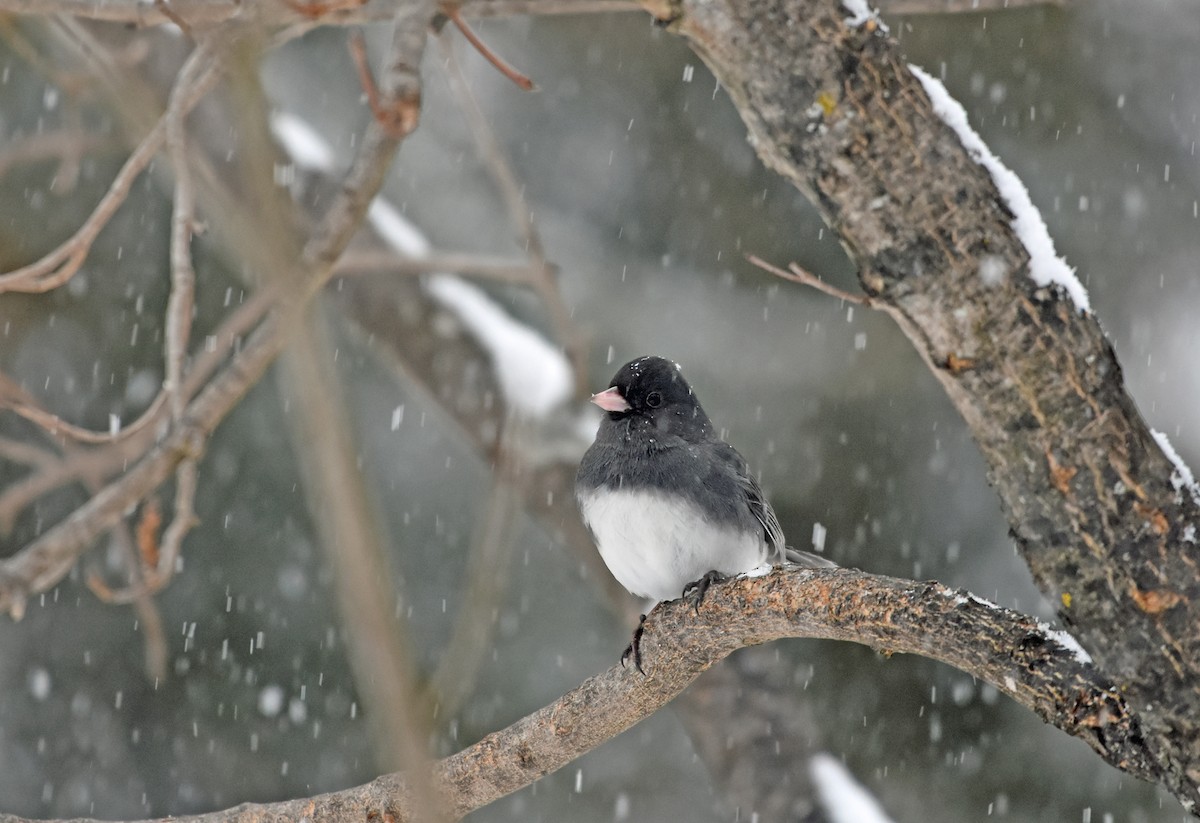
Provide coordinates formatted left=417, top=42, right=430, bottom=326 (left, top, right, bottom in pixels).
left=909, top=65, right=1090, bottom=312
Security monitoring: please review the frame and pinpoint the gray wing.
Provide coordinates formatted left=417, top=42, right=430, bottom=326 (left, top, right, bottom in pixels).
left=716, top=442, right=839, bottom=569
left=715, top=443, right=787, bottom=562
left=742, top=472, right=787, bottom=562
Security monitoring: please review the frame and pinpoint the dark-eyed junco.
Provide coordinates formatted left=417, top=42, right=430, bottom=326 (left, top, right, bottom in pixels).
left=576, top=355, right=832, bottom=668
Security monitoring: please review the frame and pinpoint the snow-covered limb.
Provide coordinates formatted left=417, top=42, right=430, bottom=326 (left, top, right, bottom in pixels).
left=909, top=65, right=1090, bottom=313
left=1152, top=429, right=1200, bottom=507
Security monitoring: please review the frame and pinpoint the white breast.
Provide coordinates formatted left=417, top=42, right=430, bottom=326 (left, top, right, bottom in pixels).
left=577, top=487, right=767, bottom=602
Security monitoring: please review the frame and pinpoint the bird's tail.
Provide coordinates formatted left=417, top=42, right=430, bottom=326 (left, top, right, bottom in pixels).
left=783, top=546, right=839, bottom=568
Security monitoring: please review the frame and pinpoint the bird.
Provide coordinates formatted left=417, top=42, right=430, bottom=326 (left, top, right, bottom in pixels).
left=575, top=355, right=833, bottom=669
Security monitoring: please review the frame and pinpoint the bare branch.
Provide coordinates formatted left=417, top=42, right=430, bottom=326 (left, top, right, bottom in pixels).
left=0, top=0, right=642, bottom=25
left=0, top=0, right=434, bottom=618
left=444, top=5, right=536, bottom=90
left=0, top=53, right=218, bottom=294
left=0, top=129, right=111, bottom=183
left=278, top=302, right=443, bottom=817
left=165, top=43, right=214, bottom=422
left=878, top=0, right=1067, bottom=12
left=335, top=249, right=541, bottom=283
left=0, top=567, right=1157, bottom=823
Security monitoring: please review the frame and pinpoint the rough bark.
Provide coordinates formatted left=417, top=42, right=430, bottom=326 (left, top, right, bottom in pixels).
left=650, top=0, right=1200, bottom=807
left=0, top=567, right=1156, bottom=823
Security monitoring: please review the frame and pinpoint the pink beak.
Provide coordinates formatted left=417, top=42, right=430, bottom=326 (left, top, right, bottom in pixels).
left=590, top=386, right=631, bottom=413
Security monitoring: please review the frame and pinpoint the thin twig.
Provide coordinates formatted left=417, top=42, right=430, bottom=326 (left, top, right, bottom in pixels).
left=165, top=42, right=213, bottom=422
left=0, top=0, right=432, bottom=625
left=349, top=30, right=422, bottom=138
left=0, top=129, right=110, bottom=183
left=154, top=458, right=199, bottom=584
left=336, top=249, right=541, bottom=283
left=0, top=371, right=168, bottom=445
left=444, top=5, right=536, bottom=91
left=0, top=435, right=58, bottom=468
left=436, top=31, right=587, bottom=389
left=0, top=58, right=219, bottom=294
left=84, top=503, right=169, bottom=680
left=746, top=253, right=873, bottom=306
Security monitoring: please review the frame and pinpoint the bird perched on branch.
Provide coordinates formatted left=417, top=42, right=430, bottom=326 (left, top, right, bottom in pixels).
left=576, top=355, right=832, bottom=670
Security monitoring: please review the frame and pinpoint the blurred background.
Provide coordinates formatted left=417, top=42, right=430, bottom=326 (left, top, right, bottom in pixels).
left=0, top=0, right=1197, bottom=820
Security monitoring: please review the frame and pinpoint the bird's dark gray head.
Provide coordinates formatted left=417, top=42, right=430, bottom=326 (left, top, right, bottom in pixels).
left=590, top=356, right=713, bottom=440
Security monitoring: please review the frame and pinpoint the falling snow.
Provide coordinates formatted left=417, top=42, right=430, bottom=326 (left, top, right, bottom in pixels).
left=810, top=753, right=896, bottom=823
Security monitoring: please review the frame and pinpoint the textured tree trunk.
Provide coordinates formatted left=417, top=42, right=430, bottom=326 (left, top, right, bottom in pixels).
left=654, top=0, right=1200, bottom=807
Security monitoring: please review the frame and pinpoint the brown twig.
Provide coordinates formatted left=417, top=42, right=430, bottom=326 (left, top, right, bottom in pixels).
left=0, top=0, right=641, bottom=24
left=0, top=129, right=110, bottom=183
left=746, top=254, right=873, bottom=306
left=279, top=0, right=369, bottom=18
left=0, top=0, right=432, bottom=626
left=335, top=249, right=541, bottom=283
left=84, top=500, right=169, bottom=680
left=0, top=55, right=219, bottom=294
left=349, top=30, right=422, bottom=138
left=0, top=435, right=58, bottom=468
left=443, top=5, right=536, bottom=91
left=165, top=42, right=212, bottom=423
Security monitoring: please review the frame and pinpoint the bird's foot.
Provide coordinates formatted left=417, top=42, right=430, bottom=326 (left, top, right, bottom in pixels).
left=682, top=569, right=730, bottom=614
left=620, top=613, right=648, bottom=675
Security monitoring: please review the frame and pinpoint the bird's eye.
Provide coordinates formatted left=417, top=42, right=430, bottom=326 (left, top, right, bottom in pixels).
left=645, top=391, right=663, bottom=408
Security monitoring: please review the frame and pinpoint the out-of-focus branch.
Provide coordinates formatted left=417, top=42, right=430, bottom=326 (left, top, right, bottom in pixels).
left=422, top=429, right=523, bottom=717
left=0, top=567, right=1156, bottom=823
left=335, top=249, right=540, bottom=283
left=0, top=49, right=218, bottom=294
left=878, top=0, right=1067, bottom=12
left=0, top=0, right=431, bottom=618
left=0, top=129, right=111, bottom=182
left=279, top=301, right=445, bottom=820
left=435, top=30, right=588, bottom=390
left=0, top=0, right=643, bottom=26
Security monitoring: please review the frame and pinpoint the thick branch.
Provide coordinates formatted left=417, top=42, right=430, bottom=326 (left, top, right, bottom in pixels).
left=659, top=0, right=1200, bottom=807
left=0, top=567, right=1153, bottom=823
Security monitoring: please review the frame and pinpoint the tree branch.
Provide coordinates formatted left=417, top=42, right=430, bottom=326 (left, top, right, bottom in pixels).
left=0, top=1, right=431, bottom=618
left=658, top=0, right=1200, bottom=808
left=0, top=567, right=1154, bottom=823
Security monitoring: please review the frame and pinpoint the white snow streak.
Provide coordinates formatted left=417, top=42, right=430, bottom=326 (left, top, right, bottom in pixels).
left=367, top=199, right=431, bottom=258
left=810, top=753, right=896, bottom=823
left=909, top=65, right=1090, bottom=313
left=269, top=112, right=337, bottom=173
left=841, top=0, right=888, bottom=31
left=269, top=113, right=573, bottom=421
left=1151, top=429, right=1200, bottom=506
left=425, top=276, right=573, bottom=419
left=1042, top=625, right=1093, bottom=665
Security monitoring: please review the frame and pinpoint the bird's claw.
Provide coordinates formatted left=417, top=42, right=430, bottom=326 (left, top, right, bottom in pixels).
left=620, top=613, right=648, bottom=675
left=683, top=569, right=729, bottom=614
